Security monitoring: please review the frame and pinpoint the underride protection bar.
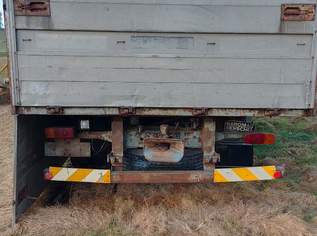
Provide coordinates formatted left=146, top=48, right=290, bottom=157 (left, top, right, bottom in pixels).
left=44, top=166, right=283, bottom=184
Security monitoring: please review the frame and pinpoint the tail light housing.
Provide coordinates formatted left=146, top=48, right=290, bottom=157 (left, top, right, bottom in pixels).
left=274, top=165, right=285, bottom=179
left=273, top=170, right=283, bottom=179
left=244, top=133, right=276, bottom=145
left=45, top=127, right=74, bottom=139
left=43, top=169, right=53, bottom=180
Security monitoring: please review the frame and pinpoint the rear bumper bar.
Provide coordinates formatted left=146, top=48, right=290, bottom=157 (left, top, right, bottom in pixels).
left=44, top=166, right=283, bottom=184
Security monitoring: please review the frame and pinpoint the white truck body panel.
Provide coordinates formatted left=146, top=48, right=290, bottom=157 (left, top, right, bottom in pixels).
left=6, top=0, right=317, bottom=110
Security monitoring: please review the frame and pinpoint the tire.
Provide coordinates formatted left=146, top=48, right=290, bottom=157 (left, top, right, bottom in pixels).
left=123, top=148, right=203, bottom=171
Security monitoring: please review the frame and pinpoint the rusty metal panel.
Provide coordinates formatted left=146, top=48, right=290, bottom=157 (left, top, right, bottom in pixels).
left=78, top=131, right=112, bottom=142
left=111, top=117, right=123, bottom=164
left=201, top=118, right=220, bottom=167
left=45, top=139, right=91, bottom=157
left=125, top=127, right=201, bottom=149
left=201, top=118, right=215, bottom=163
left=15, top=106, right=309, bottom=117
left=14, top=0, right=50, bottom=16
left=111, top=171, right=212, bottom=184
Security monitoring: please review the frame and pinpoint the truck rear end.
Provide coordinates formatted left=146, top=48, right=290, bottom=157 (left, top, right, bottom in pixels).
left=5, top=0, right=317, bottom=221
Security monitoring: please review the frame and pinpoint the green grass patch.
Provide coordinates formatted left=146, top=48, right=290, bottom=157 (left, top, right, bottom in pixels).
left=253, top=117, right=317, bottom=168
left=253, top=117, right=317, bottom=194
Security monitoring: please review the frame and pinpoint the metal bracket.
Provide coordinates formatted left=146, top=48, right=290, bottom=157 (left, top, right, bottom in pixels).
left=14, top=0, right=50, bottom=16
left=201, top=118, right=220, bottom=170
left=119, top=107, right=136, bottom=116
left=79, top=131, right=112, bottom=142
left=111, top=117, right=124, bottom=166
left=281, top=4, right=316, bottom=21
left=191, top=108, right=209, bottom=116
left=46, top=106, right=64, bottom=115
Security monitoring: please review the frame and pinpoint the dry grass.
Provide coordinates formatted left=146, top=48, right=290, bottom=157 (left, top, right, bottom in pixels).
left=13, top=184, right=317, bottom=236
left=0, top=104, right=317, bottom=236
left=0, top=105, right=14, bottom=235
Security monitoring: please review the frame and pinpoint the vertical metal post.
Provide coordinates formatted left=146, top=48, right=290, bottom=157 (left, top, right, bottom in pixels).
left=201, top=117, right=219, bottom=171
left=5, top=0, right=20, bottom=106
left=111, top=117, right=124, bottom=169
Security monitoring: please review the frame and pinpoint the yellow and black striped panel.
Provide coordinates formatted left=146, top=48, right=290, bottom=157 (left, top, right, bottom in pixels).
left=49, top=167, right=111, bottom=183
left=214, top=166, right=277, bottom=183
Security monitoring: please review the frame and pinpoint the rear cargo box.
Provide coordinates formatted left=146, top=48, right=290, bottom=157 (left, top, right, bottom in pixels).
left=6, top=0, right=317, bottom=112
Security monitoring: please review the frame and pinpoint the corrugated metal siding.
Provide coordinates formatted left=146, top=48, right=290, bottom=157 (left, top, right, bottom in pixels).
left=8, top=0, right=317, bottom=109
left=15, top=0, right=316, bottom=34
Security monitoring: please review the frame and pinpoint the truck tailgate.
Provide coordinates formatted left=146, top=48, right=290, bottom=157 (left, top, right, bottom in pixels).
left=8, top=0, right=317, bottom=109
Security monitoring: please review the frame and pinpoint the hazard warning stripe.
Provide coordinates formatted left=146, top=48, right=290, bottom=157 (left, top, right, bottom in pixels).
left=47, top=166, right=279, bottom=184
left=214, top=166, right=277, bottom=183
left=49, top=167, right=111, bottom=183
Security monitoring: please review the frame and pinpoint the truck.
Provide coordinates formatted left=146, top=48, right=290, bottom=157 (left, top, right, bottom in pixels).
left=5, top=0, right=317, bottom=221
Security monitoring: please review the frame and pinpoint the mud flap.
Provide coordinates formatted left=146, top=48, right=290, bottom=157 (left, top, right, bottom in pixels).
left=13, top=115, right=48, bottom=222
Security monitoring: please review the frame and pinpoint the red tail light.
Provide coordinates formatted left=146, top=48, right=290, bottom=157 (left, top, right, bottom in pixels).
left=45, top=127, right=74, bottom=139
left=274, top=165, right=285, bottom=179
left=244, top=133, right=276, bottom=145
left=273, top=170, right=283, bottom=179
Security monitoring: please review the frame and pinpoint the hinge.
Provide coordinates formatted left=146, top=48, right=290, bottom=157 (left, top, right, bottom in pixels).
left=306, top=80, right=313, bottom=108
left=119, top=107, right=136, bottom=116
left=14, top=77, right=21, bottom=105
left=46, top=106, right=64, bottom=115
left=281, top=4, right=316, bottom=21
left=191, top=108, right=209, bottom=116
left=14, top=0, right=50, bottom=16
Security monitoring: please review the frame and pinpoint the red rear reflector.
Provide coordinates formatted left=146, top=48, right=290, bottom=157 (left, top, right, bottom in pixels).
left=45, top=128, right=74, bottom=139
left=244, top=133, right=276, bottom=145
left=273, top=170, right=283, bottom=179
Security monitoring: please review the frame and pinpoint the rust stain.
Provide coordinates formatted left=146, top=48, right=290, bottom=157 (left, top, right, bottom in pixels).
left=281, top=4, right=316, bottom=21
left=16, top=106, right=309, bottom=117
left=191, top=108, right=208, bottom=116
left=201, top=127, right=213, bottom=156
left=46, top=106, right=64, bottom=115
left=201, top=118, right=216, bottom=164
left=14, top=0, right=51, bottom=16
left=264, top=109, right=283, bottom=117
left=79, top=131, right=112, bottom=142
left=111, top=117, right=124, bottom=164
left=119, top=107, right=136, bottom=116
left=111, top=171, right=213, bottom=184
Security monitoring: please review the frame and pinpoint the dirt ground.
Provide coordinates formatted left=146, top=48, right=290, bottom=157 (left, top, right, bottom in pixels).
left=0, top=104, right=317, bottom=236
